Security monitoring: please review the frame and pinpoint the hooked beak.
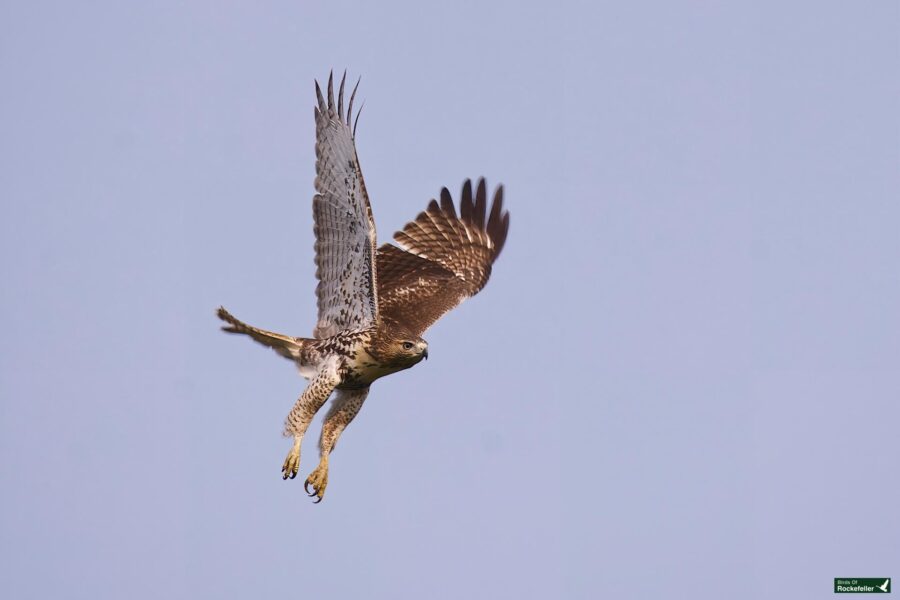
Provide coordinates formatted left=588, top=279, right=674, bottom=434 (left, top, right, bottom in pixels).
left=422, top=348, right=429, bottom=360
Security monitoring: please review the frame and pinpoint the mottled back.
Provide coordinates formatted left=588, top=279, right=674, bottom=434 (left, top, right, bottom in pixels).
left=377, top=179, right=509, bottom=336
left=312, top=73, right=378, bottom=339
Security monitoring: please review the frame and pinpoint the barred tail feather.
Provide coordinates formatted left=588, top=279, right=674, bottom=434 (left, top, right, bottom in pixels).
left=216, top=306, right=306, bottom=361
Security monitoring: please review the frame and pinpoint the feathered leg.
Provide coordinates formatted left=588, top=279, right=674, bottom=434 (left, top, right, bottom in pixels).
left=304, top=387, right=370, bottom=502
left=281, top=366, right=341, bottom=481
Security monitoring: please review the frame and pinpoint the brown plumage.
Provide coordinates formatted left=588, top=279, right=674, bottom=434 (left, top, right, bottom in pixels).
left=378, top=179, right=509, bottom=335
left=217, top=71, right=509, bottom=502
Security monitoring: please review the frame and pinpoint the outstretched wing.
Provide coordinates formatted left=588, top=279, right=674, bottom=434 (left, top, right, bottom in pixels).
left=312, top=72, right=378, bottom=339
left=376, top=178, right=509, bottom=336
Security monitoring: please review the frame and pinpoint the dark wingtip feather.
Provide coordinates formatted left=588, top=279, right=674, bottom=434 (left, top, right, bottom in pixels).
left=326, top=71, right=335, bottom=112
left=439, top=187, right=456, bottom=217
left=348, top=76, right=361, bottom=127
left=353, top=101, right=365, bottom=138
left=485, top=184, right=509, bottom=258
left=487, top=184, right=504, bottom=234
left=460, top=179, right=474, bottom=223
left=315, top=80, right=326, bottom=112
left=473, top=178, right=487, bottom=228
left=338, top=70, right=346, bottom=123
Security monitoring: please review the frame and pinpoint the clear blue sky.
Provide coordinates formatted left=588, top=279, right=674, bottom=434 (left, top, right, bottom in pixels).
left=1, top=2, right=897, bottom=598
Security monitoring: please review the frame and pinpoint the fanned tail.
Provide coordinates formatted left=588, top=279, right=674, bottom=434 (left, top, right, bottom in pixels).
left=216, top=306, right=306, bottom=361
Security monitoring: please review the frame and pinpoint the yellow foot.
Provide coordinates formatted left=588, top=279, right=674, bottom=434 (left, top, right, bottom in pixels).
left=304, top=462, right=329, bottom=503
left=282, top=441, right=301, bottom=480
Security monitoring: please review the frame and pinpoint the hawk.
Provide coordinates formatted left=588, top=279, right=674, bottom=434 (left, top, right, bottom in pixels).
left=217, top=72, right=510, bottom=502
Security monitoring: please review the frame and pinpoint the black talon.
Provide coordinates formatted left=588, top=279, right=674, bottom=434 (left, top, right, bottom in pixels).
left=313, top=495, right=323, bottom=504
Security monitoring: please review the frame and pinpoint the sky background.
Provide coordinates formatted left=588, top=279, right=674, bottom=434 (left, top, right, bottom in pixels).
left=1, top=1, right=898, bottom=598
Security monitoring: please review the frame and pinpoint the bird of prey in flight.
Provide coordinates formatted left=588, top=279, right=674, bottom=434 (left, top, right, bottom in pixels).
left=217, top=72, right=510, bottom=502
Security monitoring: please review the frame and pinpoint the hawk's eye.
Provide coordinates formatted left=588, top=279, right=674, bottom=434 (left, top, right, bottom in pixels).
left=402, top=341, right=414, bottom=350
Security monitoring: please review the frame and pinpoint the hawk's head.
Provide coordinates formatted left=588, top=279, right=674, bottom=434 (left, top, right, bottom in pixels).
left=387, top=336, right=429, bottom=368
left=371, top=326, right=429, bottom=369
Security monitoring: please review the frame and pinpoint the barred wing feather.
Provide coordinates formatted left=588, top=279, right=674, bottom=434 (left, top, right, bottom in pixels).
left=312, top=72, right=378, bottom=338
left=377, top=178, right=509, bottom=336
